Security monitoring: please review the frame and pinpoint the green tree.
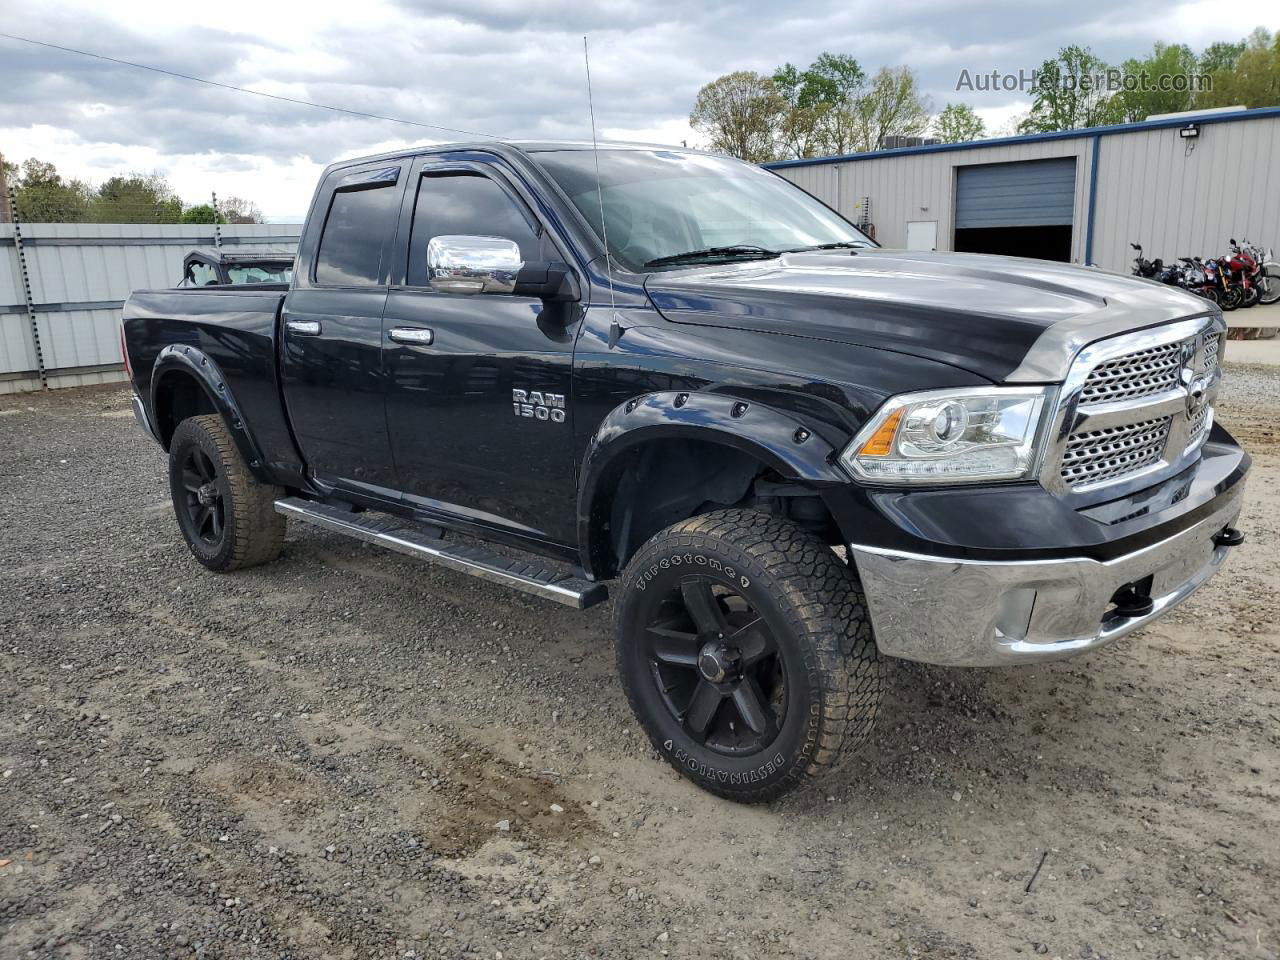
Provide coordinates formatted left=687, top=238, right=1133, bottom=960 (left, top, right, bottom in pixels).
left=1197, top=28, right=1280, bottom=108
left=690, top=71, right=786, bottom=162
left=8, top=158, right=92, bottom=222
left=932, top=103, right=985, bottom=143
left=180, top=204, right=225, bottom=224
left=1019, top=45, right=1122, bottom=133
left=1112, top=42, right=1198, bottom=122
left=806, top=53, right=868, bottom=155
left=91, top=174, right=183, bottom=223
left=772, top=62, right=828, bottom=159
left=772, top=54, right=867, bottom=158
left=1199, top=39, right=1246, bottom=76
left=852, top=66, right=932, bottom=152
left=219, top=195, right=265, bottom=224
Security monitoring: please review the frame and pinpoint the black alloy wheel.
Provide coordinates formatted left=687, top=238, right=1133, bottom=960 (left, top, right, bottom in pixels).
left=167, top=414, right=285, bottom=572
left=615, top=509, right=882, bottom=803
left=178, top=445, right=226, bottom=547
left=644, top=578, right=786, bottom=756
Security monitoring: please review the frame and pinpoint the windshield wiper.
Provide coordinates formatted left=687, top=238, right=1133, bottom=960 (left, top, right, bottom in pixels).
left=787, top=241, right=868, bottom=252
left=643, top=245, right=780, bottom=268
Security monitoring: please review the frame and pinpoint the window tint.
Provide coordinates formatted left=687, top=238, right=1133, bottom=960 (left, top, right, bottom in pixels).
left=407, top=172, right=541, bottom=287
left=315, top=182, right=400, bottom=285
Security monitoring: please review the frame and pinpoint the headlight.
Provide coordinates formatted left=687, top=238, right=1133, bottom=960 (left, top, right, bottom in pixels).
left=840, top=387, right=1050, bottom=484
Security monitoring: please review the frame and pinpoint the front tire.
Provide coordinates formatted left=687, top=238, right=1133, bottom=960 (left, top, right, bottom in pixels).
left=615, top=510, right=882, bottom=803
left=168, top=414, right=285, bottom=572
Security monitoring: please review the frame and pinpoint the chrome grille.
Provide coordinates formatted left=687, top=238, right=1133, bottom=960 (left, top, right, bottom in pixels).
left=1078, top=342, right=1181, bottom=406
left=1187, top=404, right=1212, bottom=448
left=1048, top=317, right=1225, bottom=494
left=1202, top=333, right=1220, bottom=371
left=1061, top=417, right=1172, bottom=488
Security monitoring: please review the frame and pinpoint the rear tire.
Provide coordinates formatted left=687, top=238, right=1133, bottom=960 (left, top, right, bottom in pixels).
left=168, top=414, right=285, bottom=572
left=614, top=509, right=882, bottom=803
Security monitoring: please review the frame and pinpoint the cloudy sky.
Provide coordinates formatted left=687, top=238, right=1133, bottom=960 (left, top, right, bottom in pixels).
left=2, top=0, right=1276, bottom=221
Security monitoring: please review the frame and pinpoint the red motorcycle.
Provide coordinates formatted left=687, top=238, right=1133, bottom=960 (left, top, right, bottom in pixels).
left=1225, top=239, right=1260, bottom=308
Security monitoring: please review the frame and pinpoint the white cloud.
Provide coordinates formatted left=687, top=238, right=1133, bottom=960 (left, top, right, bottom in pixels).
left=1, top=0, right=1277, bottom=221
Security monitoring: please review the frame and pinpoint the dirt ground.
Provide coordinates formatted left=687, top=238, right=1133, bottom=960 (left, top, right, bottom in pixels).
left=1, top=366, right=1277, bottom=960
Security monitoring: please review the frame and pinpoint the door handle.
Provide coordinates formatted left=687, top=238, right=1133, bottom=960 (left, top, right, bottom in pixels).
left=285, top=318, right=322, bottom=336
left=388, top=326, right=435, bottom=346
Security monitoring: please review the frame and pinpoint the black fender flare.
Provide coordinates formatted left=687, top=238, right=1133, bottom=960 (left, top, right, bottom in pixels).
left=575, top=391, right=848, bottom=578
left=149, top=344, right=271, bottom=482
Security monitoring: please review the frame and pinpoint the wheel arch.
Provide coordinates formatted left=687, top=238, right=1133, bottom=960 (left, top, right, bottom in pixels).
left=150, top=345, right=270, bottom=482
left=576, top=391, right=847, bottom=580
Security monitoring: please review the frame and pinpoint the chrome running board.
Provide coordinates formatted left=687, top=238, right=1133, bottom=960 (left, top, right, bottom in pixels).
left=274, top=497, right=607, bottom=609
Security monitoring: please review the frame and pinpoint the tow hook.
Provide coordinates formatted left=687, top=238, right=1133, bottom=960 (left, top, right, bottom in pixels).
left=1213, top=527, right=1245, bottom=548
left=1111, top=587, right=1155, bottom=619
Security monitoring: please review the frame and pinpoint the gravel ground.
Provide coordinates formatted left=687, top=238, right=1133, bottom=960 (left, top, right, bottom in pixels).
left=1, top=366, right=1277, bottom=960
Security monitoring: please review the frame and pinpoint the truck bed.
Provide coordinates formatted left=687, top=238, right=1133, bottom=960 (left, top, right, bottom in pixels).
left=122, top=286, right=301, bottom=479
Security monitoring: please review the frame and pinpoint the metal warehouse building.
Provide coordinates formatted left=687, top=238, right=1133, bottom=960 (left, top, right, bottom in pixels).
left=767, top=106, right=1280, bottom=274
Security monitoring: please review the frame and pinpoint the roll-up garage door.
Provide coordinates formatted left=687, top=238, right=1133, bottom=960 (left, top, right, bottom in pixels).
left=955, top=158, right=1076, bottom=229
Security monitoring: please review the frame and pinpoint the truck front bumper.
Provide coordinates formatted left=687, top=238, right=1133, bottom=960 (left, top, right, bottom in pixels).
left=847, top=481, right=1244, bottom=666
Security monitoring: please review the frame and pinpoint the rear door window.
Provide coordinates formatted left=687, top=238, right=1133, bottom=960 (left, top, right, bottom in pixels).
left=315, top=176, right=401, bottom=285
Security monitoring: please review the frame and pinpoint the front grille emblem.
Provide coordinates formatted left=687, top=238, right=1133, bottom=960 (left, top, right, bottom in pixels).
left=1179, top=336, right=1199, bottom=385
left=1180, top=334, right=1207, bottom=421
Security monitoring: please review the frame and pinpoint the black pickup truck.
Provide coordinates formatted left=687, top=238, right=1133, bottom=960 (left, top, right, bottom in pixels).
left=122, top=142, right=1248, bottom=802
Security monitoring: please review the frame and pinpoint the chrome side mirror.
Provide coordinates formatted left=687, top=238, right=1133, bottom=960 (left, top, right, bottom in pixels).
left=427, top=235, right=523, bottom=295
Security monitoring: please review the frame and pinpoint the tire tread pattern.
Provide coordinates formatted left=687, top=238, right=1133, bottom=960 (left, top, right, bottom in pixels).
left=172, top=414, right=285, bottom=572
left=616, top=508, right=882, bottom=803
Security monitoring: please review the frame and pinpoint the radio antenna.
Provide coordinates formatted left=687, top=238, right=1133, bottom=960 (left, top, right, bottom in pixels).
left=583, top=36, right=619, bottom=329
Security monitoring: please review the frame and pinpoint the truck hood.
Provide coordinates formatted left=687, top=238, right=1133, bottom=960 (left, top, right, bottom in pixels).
left=644, top=249, right=1215, bottom=383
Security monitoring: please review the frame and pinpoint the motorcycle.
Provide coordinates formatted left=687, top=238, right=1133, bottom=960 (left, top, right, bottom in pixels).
left=1225, top=239, right=1260, bottom=309
left=1238, top=238, right=1280, bottom=306
left=1174, top=257, right=1224, bottom=307
left=1129, top=242, right=1163, bottom=279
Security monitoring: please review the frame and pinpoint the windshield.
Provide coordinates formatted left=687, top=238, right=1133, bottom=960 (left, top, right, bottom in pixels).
left=531, top=148, right=874, bottom=272
left=226, top=264, right=293, bottom=284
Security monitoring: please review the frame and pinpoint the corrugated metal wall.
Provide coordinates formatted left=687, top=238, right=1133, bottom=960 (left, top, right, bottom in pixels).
left=773, top=113, right=1280, bottom=275
left=776, top=136, right=1094, bottom=262
left=1090, top=119, right=1280, bottom=275
left=0, top=223, right=302, bottom=394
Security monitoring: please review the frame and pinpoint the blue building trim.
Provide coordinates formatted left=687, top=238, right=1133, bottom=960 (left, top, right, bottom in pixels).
left=763, top=106, right=1280, bottom=170
left=1084, top=135, right=1102, bottom=266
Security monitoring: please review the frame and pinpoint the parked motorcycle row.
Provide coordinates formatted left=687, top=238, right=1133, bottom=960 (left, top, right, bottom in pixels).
left=1130, top=239, right=1280, bottom=310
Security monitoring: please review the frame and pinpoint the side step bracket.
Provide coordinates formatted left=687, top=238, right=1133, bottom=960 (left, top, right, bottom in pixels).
left=274, top=497, right=608, bottom=610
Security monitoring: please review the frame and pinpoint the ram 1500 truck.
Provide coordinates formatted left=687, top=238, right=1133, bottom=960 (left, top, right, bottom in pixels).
left=122, top=142, right=1249, bottom=802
